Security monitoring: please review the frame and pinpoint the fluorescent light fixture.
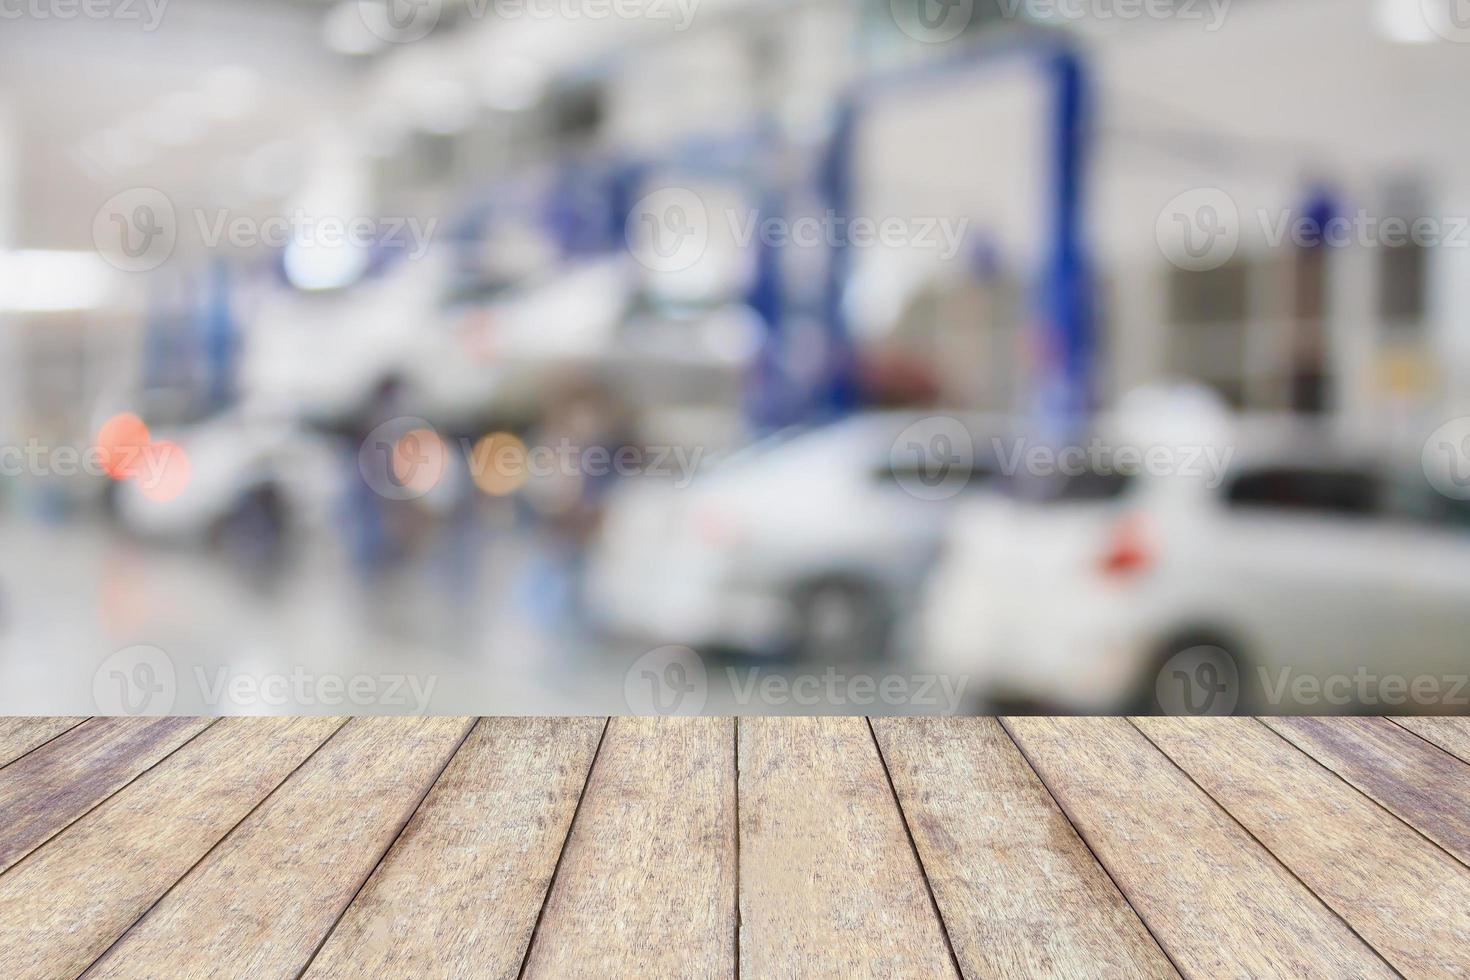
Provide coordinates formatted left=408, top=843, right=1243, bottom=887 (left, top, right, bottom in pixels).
left=1375, top=0, right=1437, bottom=43
left=0, top=250, right=119, bottom=313
left=283, top=240, right=370, bottom=292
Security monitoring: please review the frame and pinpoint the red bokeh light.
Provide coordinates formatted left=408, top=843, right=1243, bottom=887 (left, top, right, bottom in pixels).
left=95, top=412, right=152, bottom=480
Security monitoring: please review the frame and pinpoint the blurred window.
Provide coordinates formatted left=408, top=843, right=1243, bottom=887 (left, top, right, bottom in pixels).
left=1225, top=466, right=1381, bottom=518
left=1167, top=263, right=1249, bottom=325
left=1011, top=464, right=1133, bottom=504
left=1380, top=241, right=1427, bottom=327
left=873, top=461, right=995, bottom=492
left=1166, top=262, right=1251, bottom=408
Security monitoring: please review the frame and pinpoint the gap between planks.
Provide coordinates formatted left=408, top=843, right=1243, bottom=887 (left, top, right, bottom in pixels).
left=293, top=718, right=485, bottom=979
left=863, top=717, right=964, bottom=979
left=1124, top=717, right=1403, bottom=978
left=993, top=718, right=1184, bottom=979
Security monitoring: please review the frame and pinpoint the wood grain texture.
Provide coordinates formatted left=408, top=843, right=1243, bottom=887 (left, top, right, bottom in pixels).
left=0, top=717, right=87, bottom=768
left=1392, top=716, right=1470, bottom=765
left=83, top=716, right=475, bottom=980
left=0, top=716, right=212, bottom=874
left=0, top=716, right=345, bottom=980
left=1136, top=716, right=1470, bottom=977
left=871, top=717, right=1175, bottom=979
left=304, top=717, right=605, bottom=980
left=520, top=716, right=735, bottom=978
left=1264, top=716, right=1470, bottom=865
left=1003, top=717, right=1394, bottom=979
left=738, top=716, right=956, bottom=978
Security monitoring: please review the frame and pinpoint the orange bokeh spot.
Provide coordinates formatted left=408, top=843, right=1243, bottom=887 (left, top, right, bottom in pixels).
left=470, top=432, right=528, bottom=497
left=137, top=440, right=192, bottom=503
left=96, top=412, right=152, bottom=480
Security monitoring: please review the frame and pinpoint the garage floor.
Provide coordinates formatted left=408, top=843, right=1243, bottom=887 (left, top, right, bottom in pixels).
left=0, top=715, right=1467, bottom=977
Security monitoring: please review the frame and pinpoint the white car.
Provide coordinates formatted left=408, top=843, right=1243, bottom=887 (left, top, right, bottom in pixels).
left=108, top=396, right=342, bottom=555
left=919, top=430, right=1470, bottom=714
left=586, top=412, right=1007, bottom=661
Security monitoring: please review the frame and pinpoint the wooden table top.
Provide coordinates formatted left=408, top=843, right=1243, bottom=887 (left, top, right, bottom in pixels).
left=0, top=715, right=1467, bottom=978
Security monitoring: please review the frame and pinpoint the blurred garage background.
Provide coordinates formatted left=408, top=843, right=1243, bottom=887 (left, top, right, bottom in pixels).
left=2, top=0, right=1469, bottom=715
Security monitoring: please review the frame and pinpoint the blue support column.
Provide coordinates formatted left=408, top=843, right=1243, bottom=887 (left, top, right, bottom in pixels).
left=816, top=98, right=861, bottom=418
left=202, top=260, right=236, bottom=411
left=1037, top=49, right=1093, bottom=427
left=743, top=186, right=791, bottom=431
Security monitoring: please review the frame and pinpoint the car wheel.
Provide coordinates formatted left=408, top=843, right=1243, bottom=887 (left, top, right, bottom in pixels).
left=790, top=578, right=892, bottom=664
left=209, top=484, right=288, bottom=563
left=1138, top=635, right=1250, bottom=716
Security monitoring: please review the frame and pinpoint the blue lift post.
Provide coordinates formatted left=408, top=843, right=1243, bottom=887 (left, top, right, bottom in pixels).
left=820, top=38, right=1095, bottom=427
left=594, top=129, right=794, bottom=430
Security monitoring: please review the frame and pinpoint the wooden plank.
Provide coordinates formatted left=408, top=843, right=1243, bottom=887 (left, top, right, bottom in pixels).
left=0, top=716, right=212, bottom=874
left=304, top=717, right=605, bottom=980
left=1392, top=716, right=1470, bottom=765
left=871, top=717, right=1174, bottom=978
left=0, top=717, right=88, bottom=768
left=83, top=716, right=475, bottom=980
left=0, top=716, right=344, bottom=980
left=1136, top=716, right=1470, bottom=977
left=520, top=716, right=735, bottom=977
left=1264, top=716, right=1470, bottom=866
left=737, top=716, right=956, bottom=978
left=1003, top=717, right=1394, bottom=979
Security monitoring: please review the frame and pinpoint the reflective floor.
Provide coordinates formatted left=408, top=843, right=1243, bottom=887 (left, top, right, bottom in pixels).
left=0, top=514, right=936, bottom=716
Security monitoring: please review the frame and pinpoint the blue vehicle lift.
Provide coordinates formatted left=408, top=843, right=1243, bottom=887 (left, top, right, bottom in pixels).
left=821, top=36, right=1095, bottom=424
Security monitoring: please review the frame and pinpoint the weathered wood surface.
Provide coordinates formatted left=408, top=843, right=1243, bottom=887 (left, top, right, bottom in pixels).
left=83, top=716, right=474, bottom=980
left=518, top=716, right=737, bottom=978
left=872, top=717, right=1175, bottom=978
left=0, top=715, right=1461, bottom=978
left=1004, top=716, right=1395, bottom=979
left=0, top=716, right=212, bottom=875
left=738, top=716, right=957, bottom=978
left=305, top=717, right=604, bottom=980
left=0, top=716, right=344, bottom=980
left=1137, top=716, right=1470, bottom=977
